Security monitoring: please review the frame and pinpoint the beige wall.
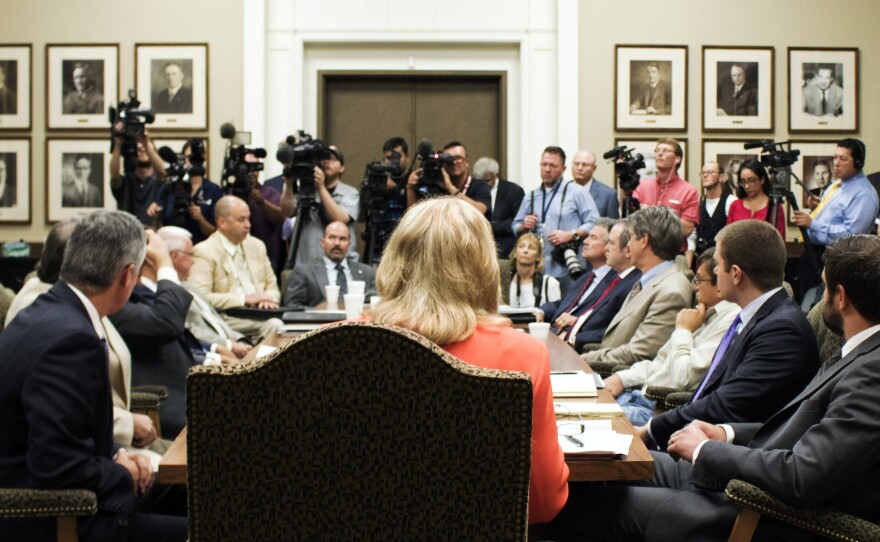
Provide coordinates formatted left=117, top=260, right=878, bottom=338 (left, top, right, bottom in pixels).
left=580, top=0, right=880, bottom=196
left=0, top=0, right=243, bottom=242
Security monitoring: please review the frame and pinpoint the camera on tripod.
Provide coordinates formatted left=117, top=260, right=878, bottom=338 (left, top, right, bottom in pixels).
left=109, top=90, right=155, bottom=176
left=219, top=122, right=266, bottom=201
left=743, top=140, right=800, bottom=194
left=415, top=140, right=454, bottom=196
left=276, top=131, right=327, bottom=198
left=158, top=138, right=206, bottom=227
left=603, top=145, right=645, bottom=193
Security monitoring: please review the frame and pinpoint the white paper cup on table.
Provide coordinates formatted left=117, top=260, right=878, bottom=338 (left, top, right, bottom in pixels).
left=370, top=295, right=382, bottom=311
left=528, top=322, right=551, bottom=342
left=325, top=285, right=340, bottom=305
left=348, top=280, right=366, bottom=296
left=344, top=293, right=366, bottom=320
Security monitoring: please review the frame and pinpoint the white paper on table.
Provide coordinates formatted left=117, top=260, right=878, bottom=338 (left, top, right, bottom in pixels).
left=556, top=423, right=633, bottom=456
left=255, top=344, right=278, bottom=359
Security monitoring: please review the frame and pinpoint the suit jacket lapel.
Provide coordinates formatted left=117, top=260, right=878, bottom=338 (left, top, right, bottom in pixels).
left=572, top=270, right=617, bottom=314
left=314, top=264, right=330, bottom=292
left=606, top=265, right=673, bottom=332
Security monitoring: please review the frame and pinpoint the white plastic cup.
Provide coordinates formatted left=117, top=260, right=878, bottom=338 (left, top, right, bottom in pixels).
left=344, top=293, right=366, bottom=320
left=348, top=280, right=366, bottom=296
left=325, top=285, right=340, bottom=305
left=528, top=322, right=551, bottom=342
left=370, top=295, right=382, bottom=311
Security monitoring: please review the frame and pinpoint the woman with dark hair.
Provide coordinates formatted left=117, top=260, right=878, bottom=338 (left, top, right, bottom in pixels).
left=725, top=159, right=786, bottom=238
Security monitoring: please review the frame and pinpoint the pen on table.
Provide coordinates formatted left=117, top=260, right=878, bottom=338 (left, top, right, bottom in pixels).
left=551, top=371, right=578, bottom=375
left=565, top=435, right=584, bottom=447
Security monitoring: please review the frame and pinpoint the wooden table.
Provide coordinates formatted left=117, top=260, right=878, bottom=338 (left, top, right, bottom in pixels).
left=159, top=330, right=653, bottom=484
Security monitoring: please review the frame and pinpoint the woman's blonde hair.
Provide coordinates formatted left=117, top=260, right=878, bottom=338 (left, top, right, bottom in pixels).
left=373, top=197, right=508, bottom=345
left=508, top=232, right=545, bottom=273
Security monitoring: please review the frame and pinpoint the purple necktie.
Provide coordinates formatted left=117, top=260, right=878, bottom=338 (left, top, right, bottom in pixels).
left=692, top=314, right=742, bottom=401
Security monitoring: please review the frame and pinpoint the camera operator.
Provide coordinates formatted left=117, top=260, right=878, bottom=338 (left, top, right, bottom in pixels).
left=360, top=137, right=410, bottom=265
left=237, top=152, right=287, bottom=273
left=147, top=140, right=223, bottom=244
left=287, top=146, right=360, bottom=267
left=405, top=141, right=491, bottom=218
left=109, top=123, right=167, bottom=226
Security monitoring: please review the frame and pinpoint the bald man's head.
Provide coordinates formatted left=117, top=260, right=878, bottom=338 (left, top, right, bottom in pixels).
left=572, top=150, right=598, bottom=185
left=215, top=196, right=251, bottom=244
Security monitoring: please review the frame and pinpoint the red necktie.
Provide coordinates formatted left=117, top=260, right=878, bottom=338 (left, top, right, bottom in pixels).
left=560, top=272, right=595, bottom=316
left=562, top=275, right=622, bottom=341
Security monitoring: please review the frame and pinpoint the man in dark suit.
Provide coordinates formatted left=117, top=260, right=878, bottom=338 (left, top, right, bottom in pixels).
left=473, top=156, right=525, bottom=258
left=285, top=221, right=376, bottom=307
left=0, top=155, right=15, bottom=207
left=641, top=219, right=820, bottom=450
left=550, top=234, right=880, bottom=541
left=0, top=211, right=187, bottom=541
left=716, top=63, right=758, bottom=116
left=152, top=61, right=193, bottom=114
left=572, top=150, right=619, bottom=218
left=541, top=219, right=640, bottom=351
left=110, top=231, right=214, bottom=440
left=630, top=62, right=670, bottom=115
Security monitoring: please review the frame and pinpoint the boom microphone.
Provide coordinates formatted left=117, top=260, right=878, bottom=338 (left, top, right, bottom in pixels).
left=219, top=122, right=236, bottom=140
left=743, top=140, right=771, bottom=150
left=157, top=146, right=179, bottom=164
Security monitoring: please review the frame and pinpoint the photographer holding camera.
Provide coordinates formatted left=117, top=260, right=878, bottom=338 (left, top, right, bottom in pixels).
left=405, top=141, right=491, bottom=218
left=286, top=145, right=360, bottom=267
left=512, top=146, right=599, bottom=280
left=147, top=140, right=223, bottom=244
left=109, top=122, right=167, bottom=226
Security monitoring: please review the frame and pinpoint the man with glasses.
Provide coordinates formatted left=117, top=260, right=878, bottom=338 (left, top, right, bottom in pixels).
left=631, top=138, right=699, bottom=241
left=406, top=140, right=491, bottom=219
left=696, top=161, right=736, bottom=254
left=603, top=248, right=739, bottom=426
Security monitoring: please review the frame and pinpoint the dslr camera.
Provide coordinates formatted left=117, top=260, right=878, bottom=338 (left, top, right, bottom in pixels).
left=551, top=242, right=586, bottom=279
left=415, top=140, right=454, bottom=197
left=220, top=123, right=266, bottom=201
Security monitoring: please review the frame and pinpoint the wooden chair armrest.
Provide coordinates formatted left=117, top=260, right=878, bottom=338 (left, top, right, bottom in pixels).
left=725, top=479, right=880, bottom=542
left=0, top=488, right=97, bottom=518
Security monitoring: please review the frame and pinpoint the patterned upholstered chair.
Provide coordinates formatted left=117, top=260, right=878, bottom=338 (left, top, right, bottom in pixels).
left=186, top=321, right=534, bottom=541
left=725, top=479, right=880, bottom=541
left=0, top=489, right=97, bottom=541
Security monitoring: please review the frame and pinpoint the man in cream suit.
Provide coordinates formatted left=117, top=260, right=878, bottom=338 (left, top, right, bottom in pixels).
left=189, top=195, right=282, bottom=342
left=284, top=221, right=376, bottom=308
left=158, top=226, right=253, bottom=359
left=583, top=206, right=693, bottom=367
left=550, top=234, right=880, bottom=541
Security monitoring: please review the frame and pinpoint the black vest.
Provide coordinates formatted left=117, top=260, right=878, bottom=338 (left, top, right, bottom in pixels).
left=698, top=190, right=732, bottom=251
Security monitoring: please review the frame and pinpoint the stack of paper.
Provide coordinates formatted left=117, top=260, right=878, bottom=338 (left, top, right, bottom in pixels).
left=550, top=371, right=598, bottom=398
left=556, top=420, right=633, bottom=457
left=553, top=401, right=623, bottom=418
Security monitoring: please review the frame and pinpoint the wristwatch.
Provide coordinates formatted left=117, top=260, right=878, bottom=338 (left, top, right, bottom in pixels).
left=571, top=230, right=581, bottom=242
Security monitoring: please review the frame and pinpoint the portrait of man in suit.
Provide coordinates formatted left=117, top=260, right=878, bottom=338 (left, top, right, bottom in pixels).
left=152, top=59, right=193, bottom=114
left=716, top=62, right=758, bottom=116
left=802, top=63, right=844, bottom=117
left=61, top=60, right=104, bottom=115
left=61, top=153, right=104, bottom=208
left=0, top=62, right=17, bottom=115
left=629, top=61, right=671, bottom=115
left=0, top=153, right=15, bottom=208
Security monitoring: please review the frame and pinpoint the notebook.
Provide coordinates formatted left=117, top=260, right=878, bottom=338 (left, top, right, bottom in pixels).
left=550, top=371, right=598, bottom=398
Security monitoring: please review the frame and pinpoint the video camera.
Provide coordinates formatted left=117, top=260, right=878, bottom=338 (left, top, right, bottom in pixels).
left=219, top=122, right=266, bottom=201
left=415, top=140, right=454, bottom=196
left=603, top=145, right=645, bottom=193
left=276, top=131, right=327, bottom=198
left=743, top=140, right=800, bottom=194
left=157, top=138, right=207, bottom=227
left=108, top=90, right=155, bottom=176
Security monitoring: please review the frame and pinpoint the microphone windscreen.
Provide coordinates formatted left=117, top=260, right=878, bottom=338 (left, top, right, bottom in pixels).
left=219, top=122, right=236, bottom=139
left=158, top=146, right=178, bottom=164
left=743, top=140, right=769, bottom=150
left=252, top=148, right=268, bottom=159
left=276, top=145, right=295, bottom=164
left=417, top=139, right=433, bottom=157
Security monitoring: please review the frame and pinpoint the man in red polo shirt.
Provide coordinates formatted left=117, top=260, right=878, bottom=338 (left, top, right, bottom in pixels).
left=631, top=138, right=699, bottom=241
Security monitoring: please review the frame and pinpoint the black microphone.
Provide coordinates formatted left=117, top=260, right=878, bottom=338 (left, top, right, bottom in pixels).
left=743, top=140, right=771, bottom=150
left=276, top=145, right=295, bottom=164
left=219, top=122, right=236, bottom=140
left=157, top=146, right=178, bottom=164
left=251, top=148, right=267, bottom=159
left=417, top=139, right=433, bottom=158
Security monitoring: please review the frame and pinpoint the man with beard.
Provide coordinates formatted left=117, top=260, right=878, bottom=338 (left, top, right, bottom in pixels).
left=284, top=221, right=376, bottom=308
left=550, top=234, right=880, bottom=541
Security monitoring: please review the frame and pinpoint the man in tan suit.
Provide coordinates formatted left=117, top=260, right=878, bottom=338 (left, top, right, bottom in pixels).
left=189, top=195, right=283, bottom=341
left=158, top=225, right=253, bottom=359
left=583, top=205, right=693, bottom=367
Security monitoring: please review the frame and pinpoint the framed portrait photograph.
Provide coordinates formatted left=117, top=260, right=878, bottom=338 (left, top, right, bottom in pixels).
left=614, top=138, right=688, bottom=189
left=789, top=140, right=837, bottom=211
left=0, top=45, right=32, bottom=130
left=136, top=43, right=209, bottom=130
left=701, top=139, right=765, bottom=196
left=46, top=44, right=118, bottom=130
left=615, top=45, right=688, bottom=132
left=0, top=138, right=31, bottom=223
left=788, top=47, right=858, bottom=133
left=703, top=46, right=774, bottom=132
left=46, top=138, right=113, bottom=222
left=153, top=137, right=210, bottom=177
